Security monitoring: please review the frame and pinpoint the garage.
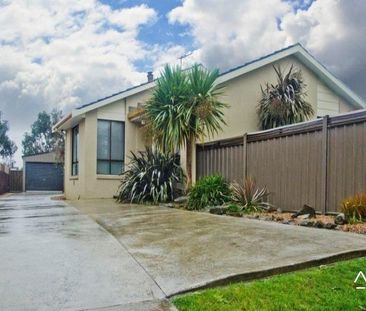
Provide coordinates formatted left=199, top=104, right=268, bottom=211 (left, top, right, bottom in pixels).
left=23, top=152, right=64, bottom=191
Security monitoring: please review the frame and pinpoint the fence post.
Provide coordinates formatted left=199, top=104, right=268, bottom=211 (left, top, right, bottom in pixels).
left=243, top=133, right=247, bottom=180
left=321, top=115, right=329, bottom=214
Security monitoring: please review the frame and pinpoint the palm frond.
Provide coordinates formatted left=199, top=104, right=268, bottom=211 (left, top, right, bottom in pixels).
left=258, top=65, right=314, bottom=130
left=117, top=147, right=185, bottom=204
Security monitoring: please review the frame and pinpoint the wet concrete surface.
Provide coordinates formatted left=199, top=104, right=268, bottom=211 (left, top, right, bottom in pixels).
left=0, top=193, right=166, bottom=311
left=70, top=199, right=366, bottom=297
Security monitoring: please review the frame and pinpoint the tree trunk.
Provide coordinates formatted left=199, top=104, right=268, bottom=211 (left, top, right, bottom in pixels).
left=186, top=137, right=193, bottom=191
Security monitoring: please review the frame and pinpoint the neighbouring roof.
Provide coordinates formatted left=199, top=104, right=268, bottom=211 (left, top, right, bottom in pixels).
left=54, top=43, right=365, bottom=131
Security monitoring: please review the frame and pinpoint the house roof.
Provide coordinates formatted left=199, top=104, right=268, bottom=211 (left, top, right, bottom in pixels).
left=54, top=43, right=365, bottom=131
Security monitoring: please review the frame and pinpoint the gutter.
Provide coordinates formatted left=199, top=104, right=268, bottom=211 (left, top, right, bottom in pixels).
left=52, top=113, right=72, bottom=132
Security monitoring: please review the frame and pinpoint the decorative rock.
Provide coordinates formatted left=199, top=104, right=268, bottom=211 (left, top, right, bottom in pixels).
left=335, top=225, right=342, bottom=230
left=292, top=204, right=316, bottom=219
left=298, top=214, right=310, bottom=220
left=174, top=196, right=189, bottom=204
left=264, top=205, right=277, bottom=212
left=335, top=213, right=347, bottom=225
left=160, top=203, right=174, bottom=208
left=300, top=220, right=314, bottom=227
left=325, top=223, right=337, bottom=230
left=276, top=207, right=283, bottom=213
left=209, top=207, right=227, bottom=215
left=226, top=211, right=243, bottom=217
left=313, top=221, right=324, bottom=228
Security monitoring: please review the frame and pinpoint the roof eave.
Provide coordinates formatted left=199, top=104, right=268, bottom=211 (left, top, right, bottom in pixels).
left=215, top=44, right=302, bottom=85
left=294, top=48, right=365, bottom=109
left=52, top=113, right=72, bottom=132
left=73, top=80, right=156, bottom=118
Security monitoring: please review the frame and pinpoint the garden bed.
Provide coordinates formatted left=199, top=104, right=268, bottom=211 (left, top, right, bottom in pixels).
left=167, top=199, right=366, bottom=234
left=243, top=211, right=366, bottom=234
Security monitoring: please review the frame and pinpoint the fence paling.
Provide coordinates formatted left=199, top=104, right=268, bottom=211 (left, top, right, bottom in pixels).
left=196, top=109, right=366, bottom=213
left=9, top=170, right=23, bottom=192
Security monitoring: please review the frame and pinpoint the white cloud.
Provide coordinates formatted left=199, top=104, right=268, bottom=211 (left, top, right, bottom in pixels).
left=168, top=0, right=366, bottom=99
left=168, top=0, right=291, bottom=70
left=281, top=0, right=366, bottom=87
left=0, top=0, right=166, bottom=165
left=2, top=0, right=366, bottom=166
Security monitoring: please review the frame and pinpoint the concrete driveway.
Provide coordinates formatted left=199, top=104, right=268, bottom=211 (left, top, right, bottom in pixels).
left=1, top=194, right=366, bottom=310
left=71, top=199, right=366, bottom=296
left=0, top=193, right=170, bottom=311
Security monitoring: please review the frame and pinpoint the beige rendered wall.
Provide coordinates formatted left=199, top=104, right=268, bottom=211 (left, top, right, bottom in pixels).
left=209, top=56, right=316, bottom=141
left=64, top=91, right=153, bottom=199
left=189, top=55, right=356, bottom=181
left=64, top=119, right=85, bottom=200
left=125, top=89, right=153, bottom=156
left=64, top=55, right=357, bottom=198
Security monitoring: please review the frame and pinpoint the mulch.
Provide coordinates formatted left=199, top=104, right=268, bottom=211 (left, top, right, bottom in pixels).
left=246, top=211, right=366, bottom=234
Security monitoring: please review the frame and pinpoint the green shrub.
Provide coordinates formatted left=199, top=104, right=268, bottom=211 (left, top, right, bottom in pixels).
left=188, top=175, right=231, bottom=210
left=117, top=147, right=184, bottom=204
left=226, top=204, right=243, bottom=217
left=230, top=177, right=271, bottom=213
left=341, top=193, right=366, bottom=222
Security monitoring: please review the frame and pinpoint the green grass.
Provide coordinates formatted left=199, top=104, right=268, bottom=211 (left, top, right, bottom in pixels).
left=173, top=258, right=366, bottom=311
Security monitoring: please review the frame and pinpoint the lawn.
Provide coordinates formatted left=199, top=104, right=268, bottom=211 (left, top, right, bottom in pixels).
left=173, top=258, right=366, bottom=311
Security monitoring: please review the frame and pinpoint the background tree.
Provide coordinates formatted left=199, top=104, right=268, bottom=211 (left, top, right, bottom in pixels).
left=0, top=114, right=17, bottom=161
left=258, top=65, right=314, bottom=130
left=22, top=109, right=64, bottom=161
left=145, top=64, right=227, bottom=189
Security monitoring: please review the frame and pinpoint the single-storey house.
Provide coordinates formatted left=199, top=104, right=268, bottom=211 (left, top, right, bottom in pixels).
left=54, top=43, right=365, bottom=199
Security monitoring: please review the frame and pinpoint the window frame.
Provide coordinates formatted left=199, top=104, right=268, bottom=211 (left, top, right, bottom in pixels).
left=96, top=119, right=125, bottom=175
left=71, top=125, right=79, bottom=176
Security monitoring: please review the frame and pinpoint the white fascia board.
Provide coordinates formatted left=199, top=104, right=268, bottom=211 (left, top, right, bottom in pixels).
left=295, top=49, right=365, bottom=108
left=54, top=114, right=85, bottom=131
left=72, top=81, right=156, bottom=118
left=53, top=113, right=71, bottom=132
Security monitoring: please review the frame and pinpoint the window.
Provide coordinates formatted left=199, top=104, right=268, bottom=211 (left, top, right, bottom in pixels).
left=97, top=120, right=125, bottom=175
left=71, top=126, right=79, bottom=176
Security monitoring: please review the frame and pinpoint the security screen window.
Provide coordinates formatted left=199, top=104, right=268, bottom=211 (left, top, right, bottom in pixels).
left=97, top=120, right=125, bottom=175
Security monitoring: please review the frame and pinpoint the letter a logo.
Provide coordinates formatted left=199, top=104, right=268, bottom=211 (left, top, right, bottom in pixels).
left=354, top=271, right=366, bottom=289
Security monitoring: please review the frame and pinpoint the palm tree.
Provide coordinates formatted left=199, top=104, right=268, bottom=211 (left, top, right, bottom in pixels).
left=258, top=65, right=314, bottom=130
left=145, top=64, right=227, bottom=189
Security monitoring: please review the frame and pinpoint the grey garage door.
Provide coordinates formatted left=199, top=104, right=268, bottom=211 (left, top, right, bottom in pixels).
left=25, top=162, right=64, bottom=191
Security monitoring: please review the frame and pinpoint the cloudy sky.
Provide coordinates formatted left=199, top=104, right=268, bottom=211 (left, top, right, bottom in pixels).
left=1, top=0, right=365, bottom=165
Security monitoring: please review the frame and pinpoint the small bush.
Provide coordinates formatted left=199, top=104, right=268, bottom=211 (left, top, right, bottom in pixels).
left=188, top=175, right=231, bottom=210
left=341, top=193, right=366, bottom=222
left=226, top=204, right=243, bottom=217
left=231, top=177, right=271, bottom=212
left=117, top=147, right=184, bottom=204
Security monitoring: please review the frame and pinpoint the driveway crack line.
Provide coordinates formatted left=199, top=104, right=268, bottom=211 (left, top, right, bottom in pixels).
left=73, top=208, right=168, bottom=298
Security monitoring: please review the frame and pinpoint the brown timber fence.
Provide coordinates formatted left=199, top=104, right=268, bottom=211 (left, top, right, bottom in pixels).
left=0, top=164, right=10, bottom=194
left=9, top=170, right=23, bottom=192
left=196, top=109, right=366, bottom=213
